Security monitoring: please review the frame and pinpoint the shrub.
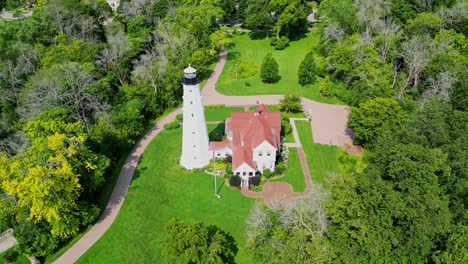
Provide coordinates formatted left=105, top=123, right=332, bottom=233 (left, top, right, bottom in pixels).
left=275, top=162, right=286, bottom=175
left=281, top=115, right=292, bottom=137
left=245, top=81, right=251, bottom=87
left=319, top=76, right=335, bottom=98
left=164, top=121, right=180, bottom=130
left=229, top=175, right=241, bottom=187
left=271, top=36, right=290, bottom=50
left=249, top=176, right=261, bottom=186
left=262, top=169, right=272, bottom=179
left=230, top=60, right=258, bottom=79
left=225, top=155, right=232, bottom=163
left=280, top=95, right=302, bottom=113
left=176, top=114, right=183, bottom=121
left=226, top=163, right=232, bottom=175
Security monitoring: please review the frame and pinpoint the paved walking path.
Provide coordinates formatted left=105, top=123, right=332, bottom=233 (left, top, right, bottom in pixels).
left=55, top=48, right=359, bottom=262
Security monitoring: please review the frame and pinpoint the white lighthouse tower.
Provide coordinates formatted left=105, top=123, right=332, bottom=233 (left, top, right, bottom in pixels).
left=180, top=65, right=210, bottom=170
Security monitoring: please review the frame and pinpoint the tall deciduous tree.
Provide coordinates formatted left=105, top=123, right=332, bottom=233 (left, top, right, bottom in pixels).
left=162, top=218, right=238, bottom=264
left=348, top=98, right=404, bottom=146
left=260, top=53, right=280, bottom=83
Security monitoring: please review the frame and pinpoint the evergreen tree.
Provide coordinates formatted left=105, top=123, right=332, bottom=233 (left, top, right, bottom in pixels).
left=298, top=52, right=318, bottom=86
left=261, top=53, right=280, bottom=83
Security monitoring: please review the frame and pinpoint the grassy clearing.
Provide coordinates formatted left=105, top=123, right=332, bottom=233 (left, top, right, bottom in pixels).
left=217, top=30, right=343, bottom=104
left=295, top=120, right=342, bottom=187
left=77, top=128, right=256, bottom=263
left=272, top=148, right=306, bottom=192
left=204, top=106, right=244, bottom=121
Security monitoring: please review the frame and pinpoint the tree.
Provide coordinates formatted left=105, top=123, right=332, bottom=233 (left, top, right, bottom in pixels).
left=270, top=0, right=307, bottom=38
left=0, top=110, right=109, bottom=238
left=162, top=218, right=238, bottom=264
left=279, top=95, right=302, bottom=113
left=348, top=98, right=404, bottom=146
left=319, top=0, right=358, bottom=34
left=298, top=52, right=317, bottom=86
left=243, top=0, right=274, bottom=31
left=260, top=53, right=280, bottom=83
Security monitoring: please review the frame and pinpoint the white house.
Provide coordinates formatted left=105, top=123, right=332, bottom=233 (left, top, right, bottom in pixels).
left=209, top=104, right=281, bottom=187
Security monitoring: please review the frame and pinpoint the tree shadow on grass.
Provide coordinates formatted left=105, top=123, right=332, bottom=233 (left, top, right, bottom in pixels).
left=226, top=51, right=240, bottom=61
left=249, top=31, right=271, bottom=40
left=209, top=123, right=225, bottom=141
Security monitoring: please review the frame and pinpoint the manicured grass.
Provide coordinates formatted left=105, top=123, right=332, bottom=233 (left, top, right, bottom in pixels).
left=217, top=30, right=343, bottom=104
left=272, top=148, right=306, bottom=192
left=295, top=120, right=342, bottom=187
left=204, top=106, right=244, bottom=121
left=77, top=128, right=256, bottom=263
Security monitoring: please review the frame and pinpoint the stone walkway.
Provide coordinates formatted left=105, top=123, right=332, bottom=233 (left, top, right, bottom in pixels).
left=54, top=49, right=359, bottom=262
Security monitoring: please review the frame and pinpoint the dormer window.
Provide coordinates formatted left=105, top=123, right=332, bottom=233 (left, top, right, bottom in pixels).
left=267, top=151, right=271, bottom=156
left=259, top=151, right=263, bottom=156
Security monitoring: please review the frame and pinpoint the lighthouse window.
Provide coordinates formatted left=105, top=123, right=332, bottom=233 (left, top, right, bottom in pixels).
left=191, top=114, right=194, bottom=117
left=192, top=132, right=195, bottom=134
left=190, top=90, right=192, bottom=92
left=190, top=101, right=193, bottom=104
left=193, top=145, right=196, bottom=147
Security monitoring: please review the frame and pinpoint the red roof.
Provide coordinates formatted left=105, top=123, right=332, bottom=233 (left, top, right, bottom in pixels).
left=209, top=139, right=231, bottom=150
left=229, top=104, right=281, bottom=171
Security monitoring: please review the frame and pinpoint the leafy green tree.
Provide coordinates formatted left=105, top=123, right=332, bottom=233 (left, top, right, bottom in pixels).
left=260, top=53, right=280, bottom=83
left=298, top=52, right=317, bottom=86
left=243, top=0, right=274, bottom=31
left=162, top=218, right=238, bottom=264
left=279, top=95, right=302, bottom=113
left=348, top=98, right=404, bottom=146
left=328, top=143, right=452, bottom=263
left=270, top=0, right=307, bottom=38
left=406, top=12, right=442, bottom=36
left=0, top=110, right=109, bottom=238
left=319, top=0, right=358, bottom=34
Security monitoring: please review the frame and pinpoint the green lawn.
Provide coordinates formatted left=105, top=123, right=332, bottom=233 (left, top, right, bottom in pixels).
left=204, top=106, right=244, bottom=121
left=217, top=30, right=343, bottom=104
left=272, top=148, right=306, bottom=192
left=295, top=120, right=342, bottom=187
left=77, top=128, right=256, bottom=263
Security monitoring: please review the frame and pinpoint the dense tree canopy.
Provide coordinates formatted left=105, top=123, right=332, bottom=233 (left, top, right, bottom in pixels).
left=163, top=218, right=238, bottom=264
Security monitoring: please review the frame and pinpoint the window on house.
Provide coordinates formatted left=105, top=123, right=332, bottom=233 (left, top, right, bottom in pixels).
left=236, top=172, right=240, bottom=176
left=267, top=151, right=271, bottom=156
left=217, top=153, right=221, bottom=157
left=243, top=172, right=246, bottom=176
left=249, top=172, right=253, bottom=176
left=259, top=151, right=263, bottom=156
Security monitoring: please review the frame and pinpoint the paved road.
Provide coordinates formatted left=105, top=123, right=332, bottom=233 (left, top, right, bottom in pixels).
left=54, top=49, right=354, bottom=263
